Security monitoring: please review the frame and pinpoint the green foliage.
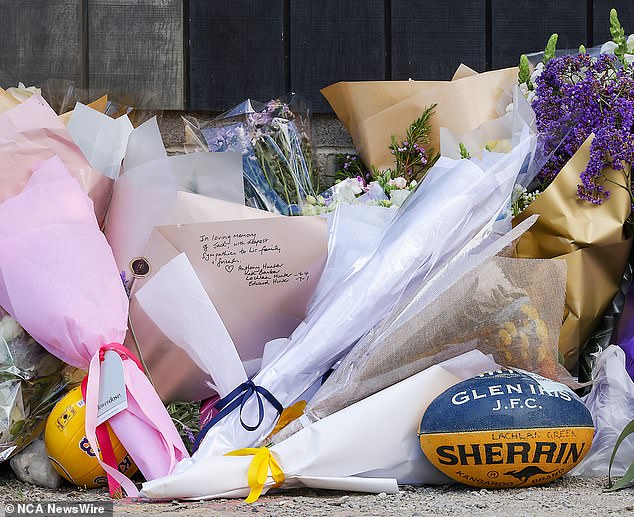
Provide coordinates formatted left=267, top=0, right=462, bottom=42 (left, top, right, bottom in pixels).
left=333, top=105, right=439, bottom=188
left=579, top=44, right=587, bottom=54
left=606, top=419, right=634, bottom=491
left=518, top=54, right=531, bottom=85
left=610, top=8, right=629, bottom=65
left=386, top=104, right=438, bottom=184
left=459, top=142, right=471, bottom=159
left=167, top=401, right=200, bottom=454
left=543, top=33, right=559, bottom=64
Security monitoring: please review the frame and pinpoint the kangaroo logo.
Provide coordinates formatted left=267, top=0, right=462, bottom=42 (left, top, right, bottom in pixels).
left=505, top=466, right=556, bottom=484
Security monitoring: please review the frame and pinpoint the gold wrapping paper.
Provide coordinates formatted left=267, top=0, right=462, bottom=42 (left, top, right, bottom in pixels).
left=321, top=67, right=518, bottom=170
left=513, top=135, right=633, bottom=373
left=0, top=88, right=20, bottom=114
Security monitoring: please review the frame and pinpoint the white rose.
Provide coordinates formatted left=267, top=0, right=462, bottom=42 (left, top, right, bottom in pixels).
left=388, top=177, right=407, bottom=189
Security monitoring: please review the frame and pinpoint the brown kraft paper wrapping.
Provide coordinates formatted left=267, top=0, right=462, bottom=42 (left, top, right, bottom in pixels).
left=513, top=135, right=632, bottom=373
left=321, top=67, right=518, bottom=170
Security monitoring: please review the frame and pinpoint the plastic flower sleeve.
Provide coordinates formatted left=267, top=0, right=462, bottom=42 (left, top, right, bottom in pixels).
left=572, top=346, right=634, bottom=477
left=0, top=308, right=77, bottom=462
left=309, top=204, right=396, bottom=311
left=183, top=123, right=533, bottom=462
left=579, top=261, right=633, bottom=383
left=184, top=95, right=318, bottom=215
left=298, top=254, right=567, bottom=430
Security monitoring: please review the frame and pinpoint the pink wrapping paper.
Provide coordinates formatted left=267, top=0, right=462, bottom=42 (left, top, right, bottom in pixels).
left=0, top=157, right=188, bottom=496
left=0, top=94, right=112, bottom=225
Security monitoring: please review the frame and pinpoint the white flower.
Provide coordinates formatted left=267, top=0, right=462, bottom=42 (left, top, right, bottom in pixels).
left=335, top=178, right=363, bottom=203
left=627, top=34, right=634, bottom=51
left=601, top=40, right=618, bottom=55
left=302, top=204, right=317, bottom=216
left=389, top=189, right=411, bottom=207
left=0, top=316, right=23, bottom=342
left=483, top=139, right=512, bottom=154
left=530, top=62, right=544, bottom=83
left=625, top=53, right=634, bottom=64
left=388, top=177, right=407, bottom=189
left=511, top=184, right=526, bottom=203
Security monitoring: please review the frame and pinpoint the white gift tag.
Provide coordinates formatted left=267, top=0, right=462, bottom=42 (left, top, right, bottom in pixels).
left=96, top=350, right=128, bottom=426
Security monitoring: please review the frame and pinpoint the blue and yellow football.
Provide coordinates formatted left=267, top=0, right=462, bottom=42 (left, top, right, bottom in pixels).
left=419, top=368, right=594, bottom=488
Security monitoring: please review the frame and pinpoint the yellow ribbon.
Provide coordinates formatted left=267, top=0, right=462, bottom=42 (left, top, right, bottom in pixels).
left=225, top=447, right=285, bottom=503
left=267, top=400, right=307, bottom=439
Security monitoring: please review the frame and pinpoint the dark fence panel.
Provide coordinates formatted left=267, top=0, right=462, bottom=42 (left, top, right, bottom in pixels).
left=0, top=0, right=82, bottom=87
left=391, top=0, right=487, bottom=80
left=594, top=1, right=634, bottom=45
left=290, top=0, right=385, bottom=112
left=88, top=0, right=184, bottom=110
left=491, top=0, right=588, bottom=70
left=0, top=2, right=631, bottom=113
left=188, top=0, right=285, bottom=111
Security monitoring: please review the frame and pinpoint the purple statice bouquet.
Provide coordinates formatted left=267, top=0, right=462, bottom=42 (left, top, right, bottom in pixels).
left=532, top=52, right=634, bottom=205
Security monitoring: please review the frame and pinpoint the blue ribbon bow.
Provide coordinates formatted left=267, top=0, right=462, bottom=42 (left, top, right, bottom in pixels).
left=193, top=380, right=283, bottom=452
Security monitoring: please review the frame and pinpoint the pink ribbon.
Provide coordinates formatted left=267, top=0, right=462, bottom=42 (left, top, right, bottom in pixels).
left=83, top=343, right=188, bottom=498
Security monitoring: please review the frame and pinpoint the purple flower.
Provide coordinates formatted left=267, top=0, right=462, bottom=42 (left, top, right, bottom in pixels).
left=533, top=52, right=634, bottom=204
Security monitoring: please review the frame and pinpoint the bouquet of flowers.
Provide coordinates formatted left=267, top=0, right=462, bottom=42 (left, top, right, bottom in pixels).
left=304, top=106, right=438, bottom=213
left=0, top=152, right=188, bottom=497
left=509, top=10, right=634, bottom=375
left=184, top=96, right=319, bottom=215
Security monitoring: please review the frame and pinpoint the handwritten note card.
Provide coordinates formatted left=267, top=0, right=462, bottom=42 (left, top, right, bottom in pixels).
left=199, top=231, right=310, bottom=287
left=131, top=215, right=328, bottom=367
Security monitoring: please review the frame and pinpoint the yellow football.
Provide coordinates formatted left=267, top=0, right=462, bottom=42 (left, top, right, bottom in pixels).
left=44, top=386, right=137, bottom=488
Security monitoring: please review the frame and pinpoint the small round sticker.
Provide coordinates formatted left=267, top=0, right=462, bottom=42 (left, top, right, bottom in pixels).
left=130, top=257, right=151, bottom=278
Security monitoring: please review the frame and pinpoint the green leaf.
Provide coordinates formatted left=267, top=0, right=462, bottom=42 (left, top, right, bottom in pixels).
left=606, top=419, right=634, bottom=491
left=579, top=44, right=587, bottom=54
left=543, top=33, right=558, bottom=64
left=518, top=54, right=531, bottom=84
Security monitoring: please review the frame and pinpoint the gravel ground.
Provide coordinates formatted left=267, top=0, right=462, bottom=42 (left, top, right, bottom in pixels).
left=1, top=464, right=633, bottom=517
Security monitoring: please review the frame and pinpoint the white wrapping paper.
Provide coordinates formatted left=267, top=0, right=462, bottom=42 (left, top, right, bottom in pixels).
left=142, top=350, right=499, bottom=500
left=134, top=253, right=247, bottom=397
left=189, top=124, right=534, bottom=458
left=67, top=102, right=134, bottom=180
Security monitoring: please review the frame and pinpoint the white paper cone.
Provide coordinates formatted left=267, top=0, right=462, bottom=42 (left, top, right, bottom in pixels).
left=142, top=350, right=498, bottom=500
left=135, top=253, right=247, bottom=396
